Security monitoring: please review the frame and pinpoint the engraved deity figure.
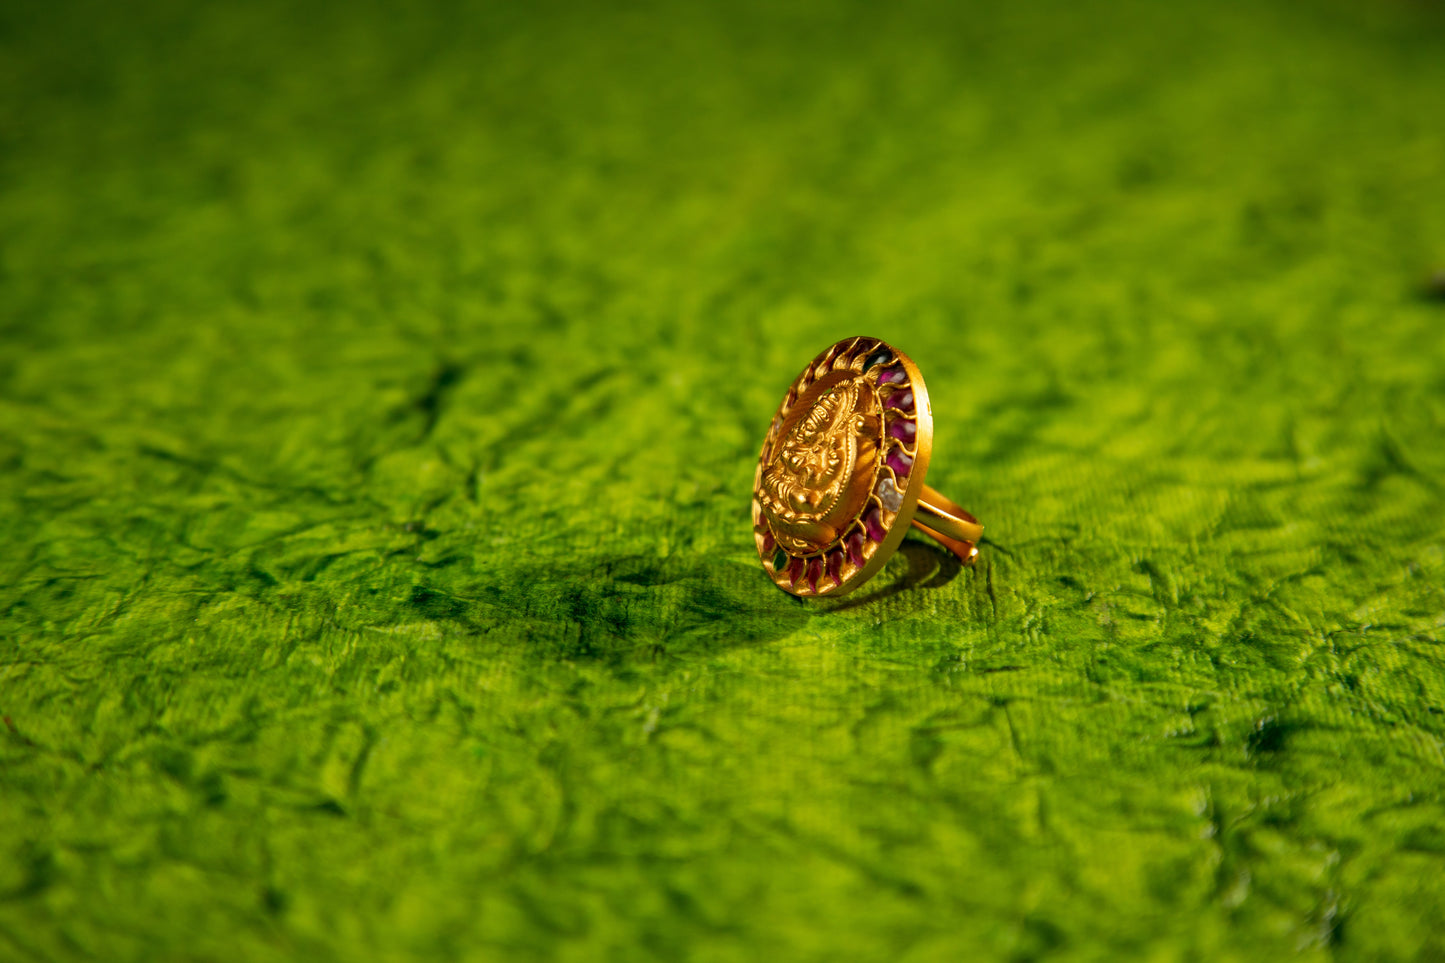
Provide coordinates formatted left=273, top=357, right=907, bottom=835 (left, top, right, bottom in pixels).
left=759, top=376, right=880, bottom=555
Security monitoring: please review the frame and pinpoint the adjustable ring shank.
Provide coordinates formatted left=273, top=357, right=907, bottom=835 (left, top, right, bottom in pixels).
left=912, top=484, right=983, bottom=562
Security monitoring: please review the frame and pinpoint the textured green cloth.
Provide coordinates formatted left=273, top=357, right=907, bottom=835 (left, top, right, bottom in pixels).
left=3, top=0, right=1445, bottom=959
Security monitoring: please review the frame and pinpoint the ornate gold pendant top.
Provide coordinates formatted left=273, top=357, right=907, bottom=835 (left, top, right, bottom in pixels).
left=753, top=336, right=932, bottom=597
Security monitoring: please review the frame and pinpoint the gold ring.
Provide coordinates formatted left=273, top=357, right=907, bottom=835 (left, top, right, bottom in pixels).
left=752, top=336, right=983, bottom=597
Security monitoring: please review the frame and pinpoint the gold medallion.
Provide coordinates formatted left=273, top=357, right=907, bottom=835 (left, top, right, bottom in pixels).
left=752, top=336, right=983, bottom=597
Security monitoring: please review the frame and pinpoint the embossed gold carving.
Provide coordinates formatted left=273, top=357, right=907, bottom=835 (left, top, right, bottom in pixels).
left=758, top=371, right=881, bottom=555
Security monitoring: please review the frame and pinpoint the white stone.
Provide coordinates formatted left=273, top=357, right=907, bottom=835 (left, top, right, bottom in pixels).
left=876, top=475, right=904, bottom=513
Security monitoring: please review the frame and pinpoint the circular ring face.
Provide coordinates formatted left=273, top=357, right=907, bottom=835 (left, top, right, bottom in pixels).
left=753, top=337, right=932, bottom=597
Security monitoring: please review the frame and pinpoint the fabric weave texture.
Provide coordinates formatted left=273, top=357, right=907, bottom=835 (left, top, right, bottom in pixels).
left=2, top=0, right=1444, bottom=959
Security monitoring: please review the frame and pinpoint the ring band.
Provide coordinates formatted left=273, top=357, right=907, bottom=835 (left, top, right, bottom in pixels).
left=913, top=485, right=983, bottom=562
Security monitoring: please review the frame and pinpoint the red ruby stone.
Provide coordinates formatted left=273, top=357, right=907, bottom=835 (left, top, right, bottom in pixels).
left=806, top=557, right=823, bottom=593
left=787, top=556, right=806, bottom=586
left=888, top=418, right=916, bottom=444
left=886, top=449, right=914, bottom=477
left=845, top=530, right=867, bottom=567
left=884, top=389, right=915, bottom=413
left=826, top=550, right=844, bottom=586
left=864, top=505, right=887, bottom=543
left=878, top=365, right=908, bottom=385
left=759, top=530, right=775, bottom=557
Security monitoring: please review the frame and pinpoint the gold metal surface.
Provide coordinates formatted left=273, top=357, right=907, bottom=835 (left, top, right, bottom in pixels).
left=913, top=485, right=984, bottom=564
left=752, top=336, right=984, bottom=597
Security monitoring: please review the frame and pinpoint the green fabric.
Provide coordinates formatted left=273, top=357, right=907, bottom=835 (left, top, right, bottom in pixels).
left=3, top=0, right=1445, bottom=959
